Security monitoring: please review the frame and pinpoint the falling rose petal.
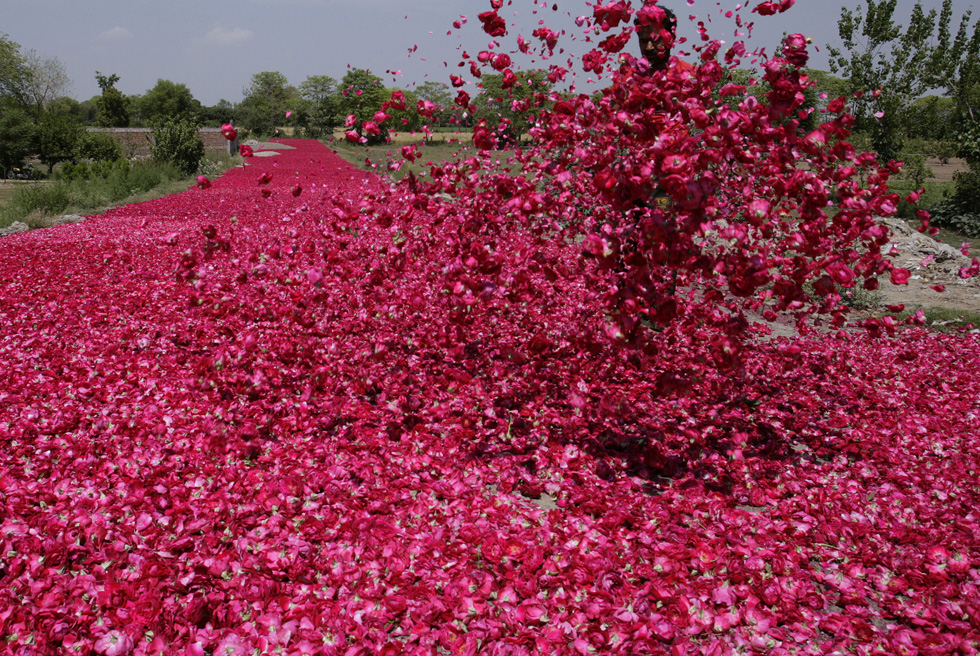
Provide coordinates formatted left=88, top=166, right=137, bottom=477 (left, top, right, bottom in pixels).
left=286, top=110, right=293, bottom=118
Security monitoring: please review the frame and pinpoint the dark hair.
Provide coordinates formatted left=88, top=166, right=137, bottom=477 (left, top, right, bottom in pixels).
left=634, top=5, right=677, bottom=32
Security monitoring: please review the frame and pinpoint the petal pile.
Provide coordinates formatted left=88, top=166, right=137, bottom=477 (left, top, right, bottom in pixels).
left=0, top=138, right=978, bottom=655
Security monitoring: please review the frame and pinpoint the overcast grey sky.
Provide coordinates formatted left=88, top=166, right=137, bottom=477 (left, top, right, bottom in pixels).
left=2, top=0, right=975, bottom=106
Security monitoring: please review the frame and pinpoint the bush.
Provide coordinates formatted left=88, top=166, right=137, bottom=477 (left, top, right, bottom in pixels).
left=77, top=131, right=123, bottom=162
left=151, top=119, right=205, bottom=176
left=6, top=183, right=70, bottom=217
left=61, top=161, right=90, bottom=182
left=928, top=170, right=980, bottom=237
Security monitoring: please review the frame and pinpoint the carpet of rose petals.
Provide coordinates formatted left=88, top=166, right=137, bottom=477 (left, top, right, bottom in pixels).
left=4, top=0, right=980, bottom=653
left=0, top=138, right=978, bottom=655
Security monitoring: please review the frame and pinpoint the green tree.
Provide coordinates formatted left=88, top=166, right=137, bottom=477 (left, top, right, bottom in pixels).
left=95, top=72, right=130, bottom=127
left=299, top=75, right=341, bottom=135
left=416, top=81, right=456, bottom=127
left=76, top=131, right=122, bottom=162
left=0, top=33, right=30, bottom=109
left=828, top=0, right=979, bottom=161
left=150, top=118, right=205, bottom=175
left=20, top=50, right=71, bottom=120
left=337, top=69, right=390, bottom=144
left=475, top=70, right=553, bottom=143
left=0, top=107, right=36, bottom=173
left=47, top=96, right=86, bottom=123
left=137, top=79, right=202, bottom=125
left=239, top=71, right=295, bottom=136
left=200, top=99, right=236, bottom=127
left=37, top=112, right=84, bottom=174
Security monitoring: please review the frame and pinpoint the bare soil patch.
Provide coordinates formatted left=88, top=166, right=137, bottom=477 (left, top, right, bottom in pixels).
left=925, top=156, right=969, bottom=182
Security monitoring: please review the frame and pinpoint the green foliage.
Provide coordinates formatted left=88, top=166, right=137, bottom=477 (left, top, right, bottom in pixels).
left=199, top=99, right=236, bottom=128
left=898, top=153, right=933, bottom=188
left=0, top=33, right=30, bottom=109
left=37, top=112, right=83, bottom=173
left=929, top=169, right=980, bottom=237
left=137, top=79, right=202, bottom=125
left=95, top=72, right=130, bottom=127
left=1, top=159, right=185, bottom=228
left=829, top=0, right=980, bottom=160
left=337, top=69, right=390, bottom=145
left=474, top=70, right=553, bottom=143
left=75, top=131, right=122, bottom=162
left=60, top=161, right=90, bottom=182
left=2, top=182, right=70, bottom=218
left=150, top=118, right=205, bottom=176
left=906, top=96, right=957, bottom=140
left=416, top=81, right=464, bottom=127
left=0, top=107, right=37, bottom=172
left=239, top=71, right=296, bottom=136
left=299, top=75, right=340, bottom=136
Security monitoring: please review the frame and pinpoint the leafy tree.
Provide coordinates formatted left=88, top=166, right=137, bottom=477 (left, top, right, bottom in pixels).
left=828, top=0, right=979, bottom=161
left=151, top=118, right=205, bottom=175
left=20, top=50, right=71, bottom=120
left=78, top=97, right=100, bottom=125
left=416, top=81, right=457, bottom=127
left=95, top=72, right=130, bottom=127
left=239, top=71, right=295, bottom=136
left=475, top=70, right=553, bottom=143
left=299, top=75, right=341, bottom=135
left=0, top=107, right=36, bottom=173
left=905, top=95, right=956, bottom=141
left=137, top=79, right=202, bottom=125
left=76, top=131, right=122, bottom=162
left=387, top=88, right=424, bottom=134
left=200, top=99, right=236, bottom=127
left=0, top=33, right=30, bottom=109
left=47, top=96, right=86, bottom=123
left=37, top=112, right=84, bottom=174
left=337, top=69, right=389, bottom=144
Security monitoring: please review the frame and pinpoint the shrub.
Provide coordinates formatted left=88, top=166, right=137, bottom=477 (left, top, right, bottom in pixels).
left=151, top=119, right=205, bottom=176
left=7, top=183, right=70, bottom=216
left=929, top=169, right=980, bottom=237
left=61, top=161, right=89, bottom=182
left=77, top=131, right=123, bottom=162
left=899, top=153, right=933, bottom=188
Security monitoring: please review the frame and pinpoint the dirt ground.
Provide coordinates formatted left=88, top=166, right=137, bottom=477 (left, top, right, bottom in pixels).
left=925, top=156, right=969, bottom=182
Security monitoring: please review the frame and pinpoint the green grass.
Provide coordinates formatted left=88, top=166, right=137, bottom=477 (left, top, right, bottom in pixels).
left=884, top=306, right=980, bottom=333
left=328, top=139, right=520, bottom=181
left=0, top=154, right=236, bottom=230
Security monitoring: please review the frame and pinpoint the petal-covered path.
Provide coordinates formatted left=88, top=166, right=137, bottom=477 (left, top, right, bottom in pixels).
left=1, top=140, right=979, bottom=655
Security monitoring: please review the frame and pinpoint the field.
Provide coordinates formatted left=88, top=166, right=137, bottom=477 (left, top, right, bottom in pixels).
left=1, top=139, right=978, bottom=655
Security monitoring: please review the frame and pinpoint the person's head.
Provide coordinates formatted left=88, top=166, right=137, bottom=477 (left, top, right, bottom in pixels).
left=634, top=4, right=677, bottom=70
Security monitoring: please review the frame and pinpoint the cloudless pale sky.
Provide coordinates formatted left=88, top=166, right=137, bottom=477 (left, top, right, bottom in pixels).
left=2, top=0, right=974, bottom=106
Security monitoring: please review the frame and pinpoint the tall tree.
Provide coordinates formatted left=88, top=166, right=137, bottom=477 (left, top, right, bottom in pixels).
left=95, top=72, right=130, bottom=127
left=828, top=0, right=980, bottom=160
left=137, top=79, right=202, bottom=125
left=0, top=108, right=36, bottom=173
left=21, top=50, right=71, bottom=119
left=239, top=71, right=295, bottom=135
left=299, top=75, right=340, bottom=135
left=475, top=70, right=552, bottom=143
left=0, top=33, right=30, bottom=109
left=337, top=68, right=390, bottom=144
left=37, top=112, right=83, bottom=173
